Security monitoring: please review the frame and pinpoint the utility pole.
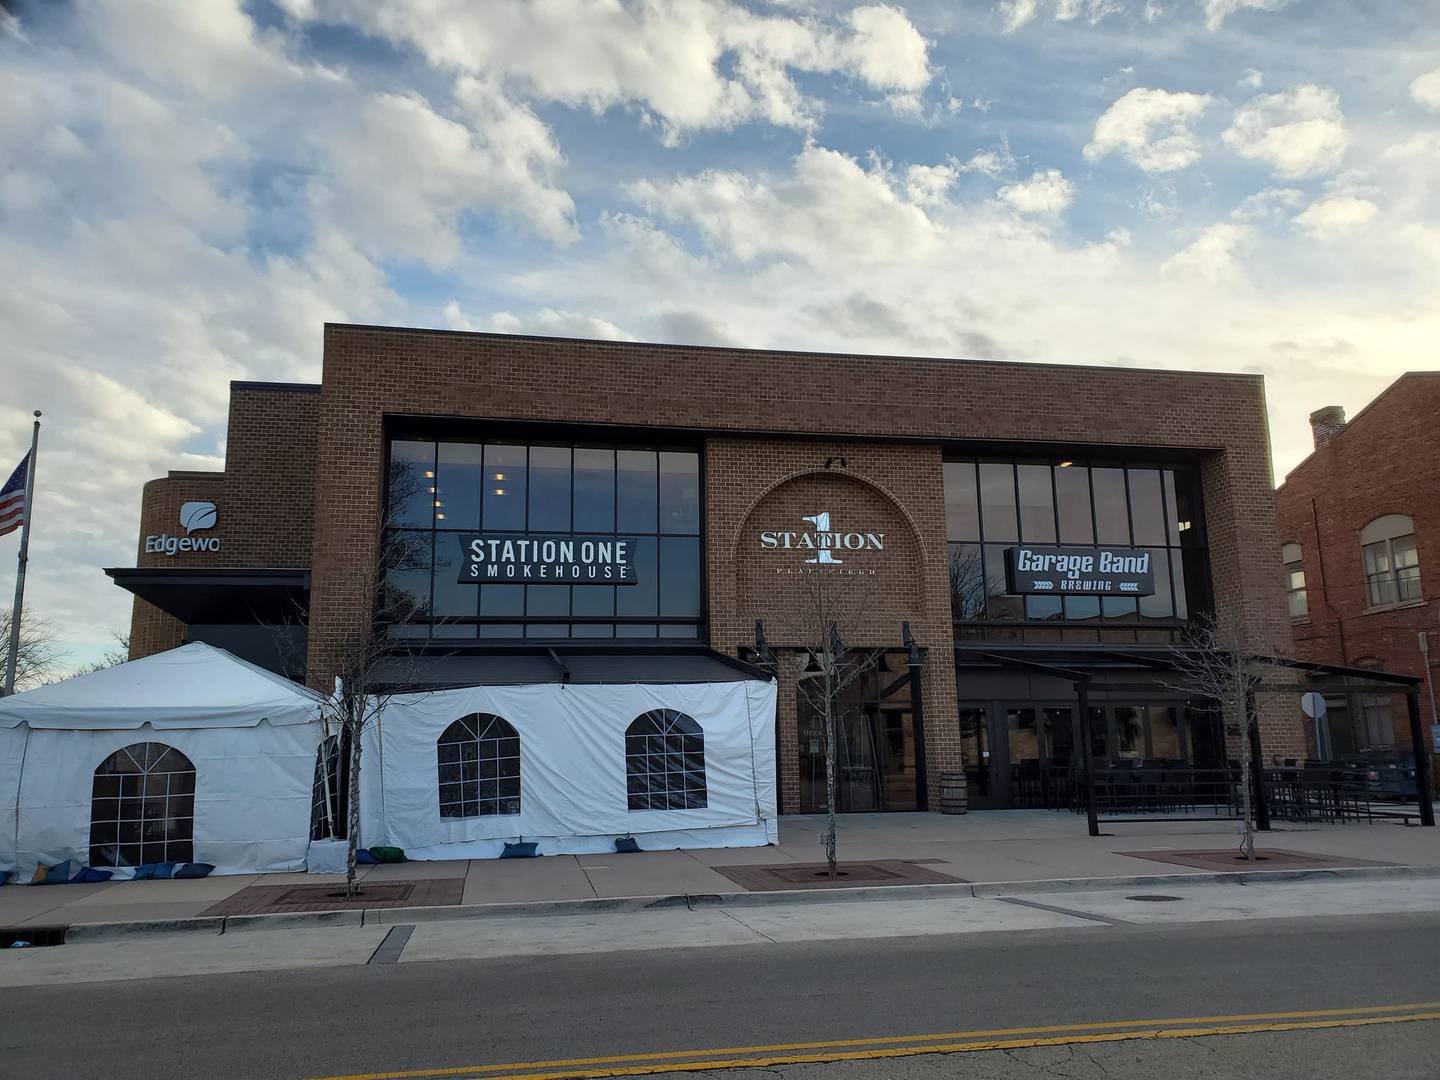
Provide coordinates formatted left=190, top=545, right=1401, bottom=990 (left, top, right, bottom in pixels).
left=4, top=411, right=41, bottom=696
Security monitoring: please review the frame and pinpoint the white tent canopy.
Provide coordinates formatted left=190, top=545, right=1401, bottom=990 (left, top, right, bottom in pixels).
left=0, top=643, right=325, bottom=879
left=0, top=641, right=323, bottom=731
left=362, top=679, right=778, bottom=860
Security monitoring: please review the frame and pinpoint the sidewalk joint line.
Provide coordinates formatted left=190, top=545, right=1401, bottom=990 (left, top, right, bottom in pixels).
left=717, top=907, right=776, bottom=944
left=993, top=896, right=1131, bottom=926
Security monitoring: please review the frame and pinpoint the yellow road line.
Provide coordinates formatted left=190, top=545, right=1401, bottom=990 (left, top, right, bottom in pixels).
left=304, top=1001, right=1440, bottom=1080
left=462, top=1013, right=1440, bottom=1080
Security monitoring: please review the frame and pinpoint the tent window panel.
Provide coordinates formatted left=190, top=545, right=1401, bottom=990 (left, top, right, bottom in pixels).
left=435, top=714, right=522, bottom=818
left=625, top=710, right=707, bottom=811
left=93, top=775, right=121, bottom=799
left=90, top=741, right=195, bottom=868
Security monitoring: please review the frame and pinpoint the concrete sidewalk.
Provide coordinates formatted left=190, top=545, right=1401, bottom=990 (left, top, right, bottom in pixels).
left=3, top=810, right=1437, bottom=931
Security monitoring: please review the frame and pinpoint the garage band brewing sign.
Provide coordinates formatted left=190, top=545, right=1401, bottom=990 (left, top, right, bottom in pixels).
left=457, top=534, right=640, bottom=584
left=1004, top=545, right=1156, bottom=596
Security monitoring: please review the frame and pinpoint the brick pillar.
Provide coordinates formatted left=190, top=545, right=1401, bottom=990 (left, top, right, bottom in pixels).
left=920, top=640, right=962, bottom=809
left=773, top=663, right=800, bottom=814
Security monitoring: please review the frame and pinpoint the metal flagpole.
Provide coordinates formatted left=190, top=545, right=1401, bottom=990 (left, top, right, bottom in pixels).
left=4, top=411, right=41, bottom=696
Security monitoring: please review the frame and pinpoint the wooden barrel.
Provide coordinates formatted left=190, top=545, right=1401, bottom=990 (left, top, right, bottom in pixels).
left=939, top=771, right=967, bottom=815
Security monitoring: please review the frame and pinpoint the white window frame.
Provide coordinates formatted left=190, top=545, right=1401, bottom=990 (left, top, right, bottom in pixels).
left=1281, top=543, right=1307, bottom=619
left=1359, top=515, right=1422, bottom=609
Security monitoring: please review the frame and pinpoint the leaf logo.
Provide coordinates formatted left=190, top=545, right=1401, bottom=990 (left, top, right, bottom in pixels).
left=180, top=501, right=217, bottom=535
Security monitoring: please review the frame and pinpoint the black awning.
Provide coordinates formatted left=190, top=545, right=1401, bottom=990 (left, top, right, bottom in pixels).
left=370, top=648, right=770, bottom=690
left=105, top=567, right=309, bottom=625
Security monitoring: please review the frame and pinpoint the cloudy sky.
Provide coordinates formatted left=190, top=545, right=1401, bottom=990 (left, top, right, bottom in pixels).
left=3, top=0, right=1439, bottom=668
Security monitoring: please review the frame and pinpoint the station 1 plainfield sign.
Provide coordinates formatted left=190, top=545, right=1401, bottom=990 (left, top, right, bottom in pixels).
left=1004, top=545, right=1156, bottom=596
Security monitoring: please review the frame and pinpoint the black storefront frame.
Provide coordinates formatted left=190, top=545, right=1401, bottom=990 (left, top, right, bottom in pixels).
left=381, top=425, right=708, bottom=644
left=944, top=454, right=1213, bottom=642
left=958, top=693, right=1216, bottom=811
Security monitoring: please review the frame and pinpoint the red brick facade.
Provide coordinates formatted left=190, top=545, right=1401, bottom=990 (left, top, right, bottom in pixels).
left=1276, top=373, right=1440, bottom=763
left=126, top=324, right=1300, bottom=797
left=127, top=385, right=319, bottom=656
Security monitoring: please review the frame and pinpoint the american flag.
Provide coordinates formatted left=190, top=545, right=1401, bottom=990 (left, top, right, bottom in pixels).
left=0, top=453, right=29, bottom=538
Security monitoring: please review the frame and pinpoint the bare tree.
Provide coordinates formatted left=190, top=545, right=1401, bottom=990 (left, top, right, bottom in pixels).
left=1166, top=612, right=1264, bottom=863
left=71, top=632, right=131, bottom=676
left=314, top=464, right=439, bottom=897
left=948, top=545, right=988, bottom=621
left=779, top=569, right=880, bottom=880
left=0, top=607, right=65, bottom=691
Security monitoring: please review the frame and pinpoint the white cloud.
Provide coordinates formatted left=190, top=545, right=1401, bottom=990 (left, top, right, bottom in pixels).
left=904, top=162, right=961, bottom=206
left=1161, top=223, right=1252, bottom=285
left=1294, top=195, right=1378, bottom=238
left=1223, top=85, right=1348, bottom=179
left=630, top=144, right=945, bottom=266
left=999, top=0, right=1041, bottom=30
left=315, top=84, right=577, bottom=265
left=997, top=169, right=1076, bottom=215
left=1411, top=69, right=1440, bottom=112
left=1000, top=0, right=1124, bottom=31
left=1203, top=0, right=1291, bottom=31
left=1231, top=186, right=1305, bottom=221
left=486, top=308, right=636, bottom=341
left=958, top=146, right=1017, bottom=177
left=1239, top=68, right=1263, bottom=89
left=282, top=0, right=932, bottom=140
left=1084, top=88, right=1213, bottom=173
left=844, top=6, right=932, bottom=95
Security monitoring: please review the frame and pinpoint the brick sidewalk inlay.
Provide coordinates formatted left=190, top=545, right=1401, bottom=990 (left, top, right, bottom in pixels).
left=710, top=860, right=965, bottom=892
left=1116, top=848, right=1396, bottom=872
left=200, top=878, right=463, bottom=916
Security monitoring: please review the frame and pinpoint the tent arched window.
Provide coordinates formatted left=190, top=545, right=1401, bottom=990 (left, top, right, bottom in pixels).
left=626, top=710, right=707, bottom=811
left=437, top=714, right=521, bottom=818
left=1359, top=514, right=1421, bottom=607
left=90, top=742, right=196, bottom=868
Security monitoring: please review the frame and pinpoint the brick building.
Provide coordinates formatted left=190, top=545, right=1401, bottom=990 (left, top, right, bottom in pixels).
left=1275, top=372, right=1440, bottom=773
left=110, top=324, right=1299, bottom=815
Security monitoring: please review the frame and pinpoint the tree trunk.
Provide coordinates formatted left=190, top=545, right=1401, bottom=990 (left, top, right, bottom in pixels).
left=823, top=657, right=838, bottom=881
left=1235, top=667, right=1256, bottom=864
left=345, top=706, right=363, bottom=898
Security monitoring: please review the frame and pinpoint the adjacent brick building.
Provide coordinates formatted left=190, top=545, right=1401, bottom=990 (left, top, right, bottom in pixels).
left=112, top=324, right=1300, bottom=813
left=1275, top=372, right=1440, bottom=771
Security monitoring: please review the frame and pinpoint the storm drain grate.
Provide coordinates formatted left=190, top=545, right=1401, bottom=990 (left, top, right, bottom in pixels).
left=2, top=925, right=67, bottom=948
left=1126, top=895, right=1185, bottom=902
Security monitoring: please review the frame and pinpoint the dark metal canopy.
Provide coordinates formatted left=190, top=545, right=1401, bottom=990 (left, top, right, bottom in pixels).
left=369, top=647, right=772, bottom=691
left=104, top=567, right=309, bottom=625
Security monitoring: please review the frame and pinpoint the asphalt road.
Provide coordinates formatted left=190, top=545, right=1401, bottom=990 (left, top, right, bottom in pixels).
left=3, top=912, right=1438, bottom=1080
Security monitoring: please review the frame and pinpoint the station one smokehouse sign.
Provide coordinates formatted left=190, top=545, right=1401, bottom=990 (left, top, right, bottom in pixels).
left=458, top=534, right=640, bottom=584
left=1004, top=546, right=1156, bottom=596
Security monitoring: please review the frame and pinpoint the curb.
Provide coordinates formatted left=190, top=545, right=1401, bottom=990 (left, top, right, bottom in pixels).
left=47, top=863, right=1439, bottom=942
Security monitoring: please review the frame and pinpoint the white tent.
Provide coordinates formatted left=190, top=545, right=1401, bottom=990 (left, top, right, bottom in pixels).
left=361, top=679, right=777, bottom=860
left=0, top=643, right=325, bottom=879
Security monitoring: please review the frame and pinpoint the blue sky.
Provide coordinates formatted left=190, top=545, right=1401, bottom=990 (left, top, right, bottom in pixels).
left=3, top=0, right=1439, bottom=670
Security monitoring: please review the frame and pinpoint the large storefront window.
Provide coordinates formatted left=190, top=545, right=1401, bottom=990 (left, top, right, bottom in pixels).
left=945, top=458, right=1209, bottom=644
left=385, top=440, right=703, bottom=641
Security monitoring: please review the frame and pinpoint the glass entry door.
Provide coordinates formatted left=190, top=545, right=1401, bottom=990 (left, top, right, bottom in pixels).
left=797, top=658, right=920, bottom=813
left=962, top=702, right=1079, bottom=809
